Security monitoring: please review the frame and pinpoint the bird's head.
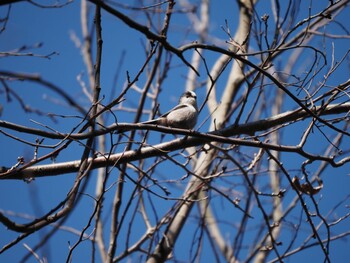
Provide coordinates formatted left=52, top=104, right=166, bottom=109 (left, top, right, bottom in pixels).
left=179, top=91, right=197, bottom=108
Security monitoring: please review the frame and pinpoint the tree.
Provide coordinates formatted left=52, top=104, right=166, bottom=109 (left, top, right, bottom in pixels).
left=1, top=0, right=350, bottom=262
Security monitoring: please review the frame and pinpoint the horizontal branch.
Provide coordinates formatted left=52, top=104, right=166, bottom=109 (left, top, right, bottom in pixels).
left=0, top=102, right=349, bottom=140
left=0, top=0, right=25, bottom=5
left=1, top=103, right=349, bottom=180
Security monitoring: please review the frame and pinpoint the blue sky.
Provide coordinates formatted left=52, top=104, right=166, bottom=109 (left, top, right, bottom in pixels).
left=1, top=1, right=350, bottom=262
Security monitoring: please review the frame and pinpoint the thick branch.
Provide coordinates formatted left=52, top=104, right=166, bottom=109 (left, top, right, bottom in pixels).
left=1, top=97, right=349, bottom=179
left=1, top=102, right=349, bottom=141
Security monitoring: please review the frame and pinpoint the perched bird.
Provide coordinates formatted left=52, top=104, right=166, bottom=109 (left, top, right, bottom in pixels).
left=142, top=91, right=198, bottom=129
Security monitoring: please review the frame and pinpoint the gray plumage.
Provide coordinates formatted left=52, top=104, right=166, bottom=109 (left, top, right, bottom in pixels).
left=141, top=91, right=198, bottom=129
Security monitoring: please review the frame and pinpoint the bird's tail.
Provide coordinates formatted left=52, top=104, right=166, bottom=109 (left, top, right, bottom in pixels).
left=140, top=119, right=159, bottom=125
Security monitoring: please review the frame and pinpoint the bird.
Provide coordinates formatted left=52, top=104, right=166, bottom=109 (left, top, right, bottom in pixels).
left=141, top=90, right=198, bottom=129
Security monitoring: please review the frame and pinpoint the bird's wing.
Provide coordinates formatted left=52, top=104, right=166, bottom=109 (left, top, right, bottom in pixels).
left=160, top=104, right=189, bottom=117
left=141, top=104, right=189, bottom=125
